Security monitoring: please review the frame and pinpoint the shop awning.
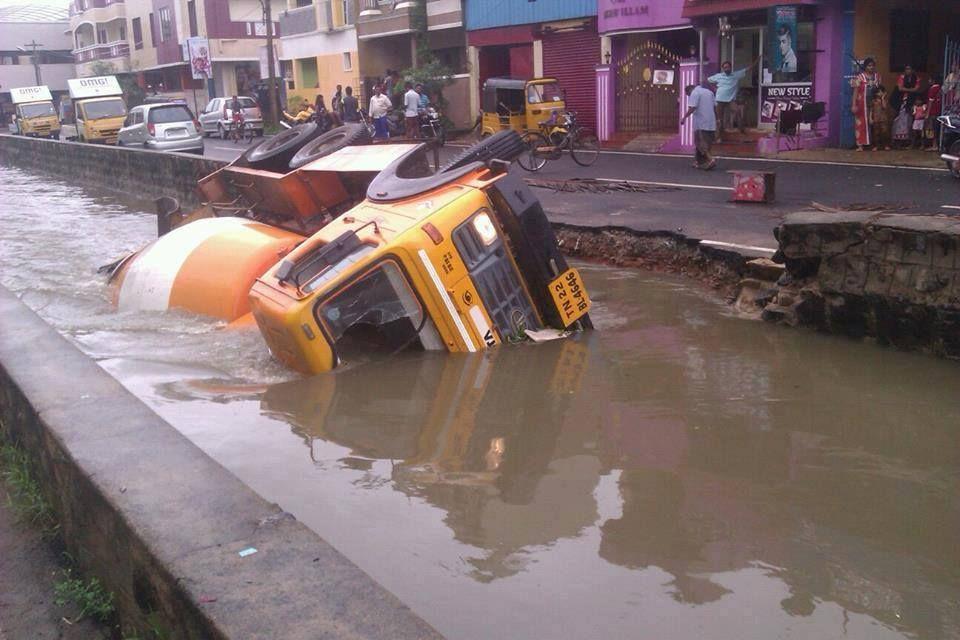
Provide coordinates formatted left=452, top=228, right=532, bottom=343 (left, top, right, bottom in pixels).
left=682, top=0, right=816, bottom=18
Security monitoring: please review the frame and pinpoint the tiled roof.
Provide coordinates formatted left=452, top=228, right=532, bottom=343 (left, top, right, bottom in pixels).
left=0, top=4, right=69, bottom=23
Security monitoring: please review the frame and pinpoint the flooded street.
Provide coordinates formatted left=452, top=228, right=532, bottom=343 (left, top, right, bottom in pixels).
left=2, top=165, right=959, bottom=639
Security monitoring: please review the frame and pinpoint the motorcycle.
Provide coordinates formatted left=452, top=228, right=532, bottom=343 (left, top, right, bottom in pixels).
left=419, top=105, right=445, bottom=146
left=938, top=108, right=960, bottom=179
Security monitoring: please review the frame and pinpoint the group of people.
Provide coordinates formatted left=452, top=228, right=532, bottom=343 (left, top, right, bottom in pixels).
left=680, top=59, right=760, bottom=170
left=852, top=59, right=956, bottom=152
left=284, top=84, right=362, bottom=131
left=367, top=79, right=431, bottom=139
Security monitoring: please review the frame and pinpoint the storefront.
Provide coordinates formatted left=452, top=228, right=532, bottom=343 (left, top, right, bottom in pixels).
left=598, top=0, right=698, bottom=141
left=682, top=0, right=849, bottom=150
left=467, top=21, right=600, bottom=132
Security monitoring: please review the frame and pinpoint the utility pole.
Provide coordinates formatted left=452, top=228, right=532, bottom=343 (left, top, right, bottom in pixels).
left=260, top=0, right=279, bottom=125
left=21, top=40, right=43, bottom=85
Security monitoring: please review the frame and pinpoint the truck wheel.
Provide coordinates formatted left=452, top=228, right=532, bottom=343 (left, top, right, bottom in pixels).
left=244, top=122, right=320, bottom=172
left=288, top=124, right=370, bottom=169
left=440, top=129, right=526, bottom=173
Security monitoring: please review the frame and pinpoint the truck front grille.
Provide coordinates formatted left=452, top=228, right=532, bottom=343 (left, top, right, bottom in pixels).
left=453, top=215, right=539, bottom=338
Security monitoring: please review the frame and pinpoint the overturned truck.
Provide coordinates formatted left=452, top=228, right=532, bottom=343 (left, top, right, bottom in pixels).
left=108, top=125, right=592, bottom=374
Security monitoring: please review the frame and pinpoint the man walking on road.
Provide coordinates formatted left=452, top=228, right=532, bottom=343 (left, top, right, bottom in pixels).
left=708, top=59, right=758, bottom=141
left=681, top=84, right=717, bottom=170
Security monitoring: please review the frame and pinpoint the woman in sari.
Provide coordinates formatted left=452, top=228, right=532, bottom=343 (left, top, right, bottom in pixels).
left=851, top=58, right=879, bottom=150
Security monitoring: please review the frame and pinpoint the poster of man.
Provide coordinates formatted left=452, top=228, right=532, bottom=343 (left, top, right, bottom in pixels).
left=772, top=6, right=798, bottom=75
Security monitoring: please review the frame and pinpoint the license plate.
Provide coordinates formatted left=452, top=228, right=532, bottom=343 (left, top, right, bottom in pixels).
left=166, top=128, right=188, bottom=139
left=548, top=267, right=591, bottom=327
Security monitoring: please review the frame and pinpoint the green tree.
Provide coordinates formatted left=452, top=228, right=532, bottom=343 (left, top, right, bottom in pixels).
left=87, top=60, right=145, bottom=108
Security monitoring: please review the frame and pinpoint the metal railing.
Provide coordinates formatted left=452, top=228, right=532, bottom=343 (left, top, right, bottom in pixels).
left=73, top=41, right=129, bottom=63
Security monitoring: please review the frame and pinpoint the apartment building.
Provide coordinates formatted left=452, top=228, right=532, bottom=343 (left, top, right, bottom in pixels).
left=68, top=0, right=276, bottom=110
left=278, top=0, right=359, bottom=104
left=355, top=0, right=470, bottom=127
left=0, top=5, right=75, bottom=121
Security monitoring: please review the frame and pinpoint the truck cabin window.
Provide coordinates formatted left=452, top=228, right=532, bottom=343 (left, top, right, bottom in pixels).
left=83, top=99, right=126, bottom=120
left=20, top=103, right=56, bottom=118
left=315, top=261, right=440, bottom=365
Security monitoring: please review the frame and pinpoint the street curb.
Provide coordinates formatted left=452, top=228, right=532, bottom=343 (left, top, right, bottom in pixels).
left=0, top=284, right=442, bottom=639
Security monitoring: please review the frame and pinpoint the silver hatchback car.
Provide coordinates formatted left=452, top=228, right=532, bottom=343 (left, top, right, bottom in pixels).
left=198, top=96, right=264, bottom=139
left=118, top=103, right=204, bottom=154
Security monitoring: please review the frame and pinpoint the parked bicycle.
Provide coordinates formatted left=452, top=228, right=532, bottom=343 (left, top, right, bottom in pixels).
left=517, top=111, right=599, bottom=171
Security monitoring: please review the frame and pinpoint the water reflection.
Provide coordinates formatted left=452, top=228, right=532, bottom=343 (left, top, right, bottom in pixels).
left=259, top=266, right=960, bottom=639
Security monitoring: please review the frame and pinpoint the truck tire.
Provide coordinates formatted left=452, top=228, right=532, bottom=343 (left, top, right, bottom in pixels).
left=289, top=124, right=369, bottom=169
left=440, top=129, right=526, bottom=173
left=244, top=123, right=320, bottom=172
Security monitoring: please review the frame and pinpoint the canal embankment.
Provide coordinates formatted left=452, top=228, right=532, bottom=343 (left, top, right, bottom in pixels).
left=2, top=134, right=957, bottom=361
left=0, top=283, right=441, bottom=639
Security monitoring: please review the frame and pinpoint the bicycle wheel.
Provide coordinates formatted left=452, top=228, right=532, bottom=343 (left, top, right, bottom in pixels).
left=517, top=131, right=548, bottom=172
left=571, top=131, right=599, bottom=166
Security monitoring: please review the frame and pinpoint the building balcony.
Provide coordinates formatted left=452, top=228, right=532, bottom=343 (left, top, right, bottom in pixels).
left=69, top=0, right=125, bottom=29
left=356, top=0, right=412, bottom=39
left=73, top=41, right=130, bottom=65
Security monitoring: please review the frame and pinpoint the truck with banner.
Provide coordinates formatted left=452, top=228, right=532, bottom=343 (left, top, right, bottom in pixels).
left=9, top=85, right=60, bottom=139
left=61, top=75, right=128, bottom=144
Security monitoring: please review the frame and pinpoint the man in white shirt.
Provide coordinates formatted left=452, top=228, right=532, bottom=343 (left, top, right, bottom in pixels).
left=680, top=83, right=718, bottom=170
left=403, top=81, right=420, bottom=138
left=368, top=85, right=392, bottom=139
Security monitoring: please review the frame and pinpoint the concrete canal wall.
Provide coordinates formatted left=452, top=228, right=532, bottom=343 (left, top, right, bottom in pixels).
left=763, top=211, right=960, bottom=358
left=0, top=135, right=220, bottom=208
left=0, top=285, right=441, bottom=639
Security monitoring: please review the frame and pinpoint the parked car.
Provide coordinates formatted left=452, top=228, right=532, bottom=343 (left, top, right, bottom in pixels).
left=198, top=96, right=263, bottom=139
left=117, top=103, right=204, bottom=154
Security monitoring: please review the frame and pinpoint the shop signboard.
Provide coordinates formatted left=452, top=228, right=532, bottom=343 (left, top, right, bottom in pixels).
left=770, top=5, right=798, bottom=75
left=186, top=37, right=211, bottom=80
left=598, top=0, right=688, bottom=34
left=760, top=83, right=812, bottom=124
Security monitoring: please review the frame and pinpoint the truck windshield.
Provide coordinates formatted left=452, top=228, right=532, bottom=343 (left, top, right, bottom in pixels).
left=315, top=261, right=440, bottom=365
left=83, top=98, right=126, bottom=120
left=20, top=103, right=56, bottom=118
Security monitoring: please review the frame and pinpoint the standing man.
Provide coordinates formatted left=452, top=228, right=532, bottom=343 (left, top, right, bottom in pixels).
left=680, top=83, right=717, bottom=170
left=416, top=83, right=429, bottom=110
left=369, top=85, right=392, bottom=139
left=708, top=59, right=758, bottom=142
left=404, top=81, right=420, bottom=138
left=341, top=86, right=359, bottom=123
left=331, top=84, right=343, bottom=117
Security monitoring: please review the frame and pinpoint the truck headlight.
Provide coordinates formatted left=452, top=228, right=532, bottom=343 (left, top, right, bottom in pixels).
left=472, top=212, right=497, bottom=246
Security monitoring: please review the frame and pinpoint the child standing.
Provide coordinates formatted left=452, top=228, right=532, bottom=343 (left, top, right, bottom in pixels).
left=911, top=98, right=927, bottom=149
left=870, top=85, right=891, bottom=150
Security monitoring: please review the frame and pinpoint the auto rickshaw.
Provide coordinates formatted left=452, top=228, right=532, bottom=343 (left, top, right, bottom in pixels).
left=478, top=77, right=566, bottom=138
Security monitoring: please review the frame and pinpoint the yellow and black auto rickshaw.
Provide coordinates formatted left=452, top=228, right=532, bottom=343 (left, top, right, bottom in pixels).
left=478, top=77, right=566, bottom=138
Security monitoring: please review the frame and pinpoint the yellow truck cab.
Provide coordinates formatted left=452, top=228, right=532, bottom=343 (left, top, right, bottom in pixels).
left=248, top=136, right=592, bottom=374
left=9, top=85, right=60, bottom=139
left=62, top=75, right=127, bottom=144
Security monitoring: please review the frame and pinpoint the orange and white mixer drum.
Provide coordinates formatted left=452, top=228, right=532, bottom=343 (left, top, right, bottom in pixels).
left=112, top=217, right=304, bottom=322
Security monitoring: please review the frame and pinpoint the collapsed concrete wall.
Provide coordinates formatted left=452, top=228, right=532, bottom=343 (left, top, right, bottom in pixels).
left=763, top=210, right=960, bottom=358
left=0, top=135, right=221, bottom=208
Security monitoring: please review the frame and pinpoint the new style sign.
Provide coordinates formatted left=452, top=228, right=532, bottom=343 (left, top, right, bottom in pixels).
left=10, top=85, right=52, bottom=104
left=760, top=83, right=812, bottom=124
left=598, top=0, right=688, bottom=34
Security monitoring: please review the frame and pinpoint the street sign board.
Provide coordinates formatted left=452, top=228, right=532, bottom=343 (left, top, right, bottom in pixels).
left=67, top=76, right=123, bottom=100
left=10, top=85, right=53, bottom=104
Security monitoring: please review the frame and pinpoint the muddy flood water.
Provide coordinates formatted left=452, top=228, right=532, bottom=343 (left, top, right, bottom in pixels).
left=1, top=165, right=959, bottom=639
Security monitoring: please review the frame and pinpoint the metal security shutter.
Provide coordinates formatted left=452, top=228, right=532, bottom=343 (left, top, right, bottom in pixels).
left=542, top=22, right=600, bottom=134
